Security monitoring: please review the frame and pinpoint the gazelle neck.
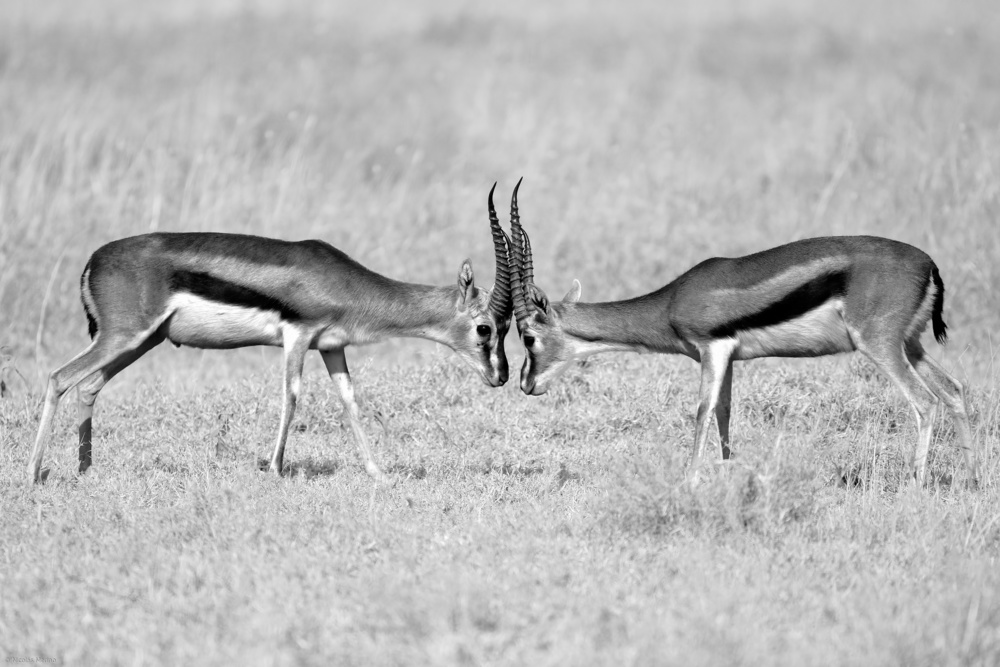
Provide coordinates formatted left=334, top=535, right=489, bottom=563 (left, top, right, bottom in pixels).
left=348, top=280, right=462, bottom=346
left=554, top=292, right=691, bottom=357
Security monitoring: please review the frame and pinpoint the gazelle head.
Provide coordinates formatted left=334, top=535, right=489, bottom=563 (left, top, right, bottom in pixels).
left=447, top=183, right=514, bottom=387
left=507, top=179, right=584, bottom=395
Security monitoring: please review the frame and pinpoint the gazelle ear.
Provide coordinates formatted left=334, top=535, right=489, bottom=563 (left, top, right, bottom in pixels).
left=563, top=279, right=582, bottom=303
left=527, top=283, right=550, bottom=314
left=457, top=259, right=476, bottom=308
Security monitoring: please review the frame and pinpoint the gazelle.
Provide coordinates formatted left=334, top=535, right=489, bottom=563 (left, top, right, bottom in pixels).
left=28, top=185, right=514, bottom=485
left=506, top=181, right=978, bottom=486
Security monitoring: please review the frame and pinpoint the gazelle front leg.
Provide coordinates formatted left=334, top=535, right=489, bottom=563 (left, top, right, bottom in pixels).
left=268, top=327, right=311, bottom=475
left=691, top=339, right=738, bottom=474
left=320, top=348, right=391, bottom=486
left=715, top=360, right=734, bottom=460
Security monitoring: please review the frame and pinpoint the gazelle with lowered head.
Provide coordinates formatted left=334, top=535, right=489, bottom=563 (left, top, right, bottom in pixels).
left=28, top=184, right=514, bottom=485
left=506, top=181, right=978, bottom=487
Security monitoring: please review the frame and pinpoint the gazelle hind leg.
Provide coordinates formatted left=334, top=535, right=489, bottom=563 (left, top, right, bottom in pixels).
left=268, top=328, right=311, bottom=476
left=28, top=330, right=164, bottom=483
left=30, top=339, right=100, bottom=481
left=857, top=341, right=939, bottom=486
left=906, top=342, right=978, bottom=484
left=320, top=348, right=390, bottom=485
left=74, top=332, right=165, bottom=473
left=76, top=368, right=108, bottom=474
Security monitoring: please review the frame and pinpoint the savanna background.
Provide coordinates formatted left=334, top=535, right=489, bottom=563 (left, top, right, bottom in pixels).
left=2, top=0, right=999, bottom=664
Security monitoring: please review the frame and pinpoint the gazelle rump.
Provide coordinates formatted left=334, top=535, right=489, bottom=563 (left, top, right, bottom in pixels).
left=28, top=185, right=514, bottom=484
left=507, top=184, right=978, bottom=486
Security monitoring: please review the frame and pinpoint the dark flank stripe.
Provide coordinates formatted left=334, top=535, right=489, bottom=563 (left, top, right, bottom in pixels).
left=170, top=271, right=302, bottom=321
left=709, top=271, right=848, bottom=338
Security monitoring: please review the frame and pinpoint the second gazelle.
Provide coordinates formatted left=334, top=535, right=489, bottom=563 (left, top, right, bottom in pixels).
left=505, top=181, right=978, bottom=486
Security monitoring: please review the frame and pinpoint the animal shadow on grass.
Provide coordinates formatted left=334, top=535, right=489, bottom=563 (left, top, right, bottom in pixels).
left=467, top=458, right=581, bottom=491
left=475, top=458, right=545, bottom=477
left=254, top=458, right=431, bottom=482
left=257, top=457, right=341, bottom=480
left=834, top=463, right=964, bottom=491
left=386, top=462, right=428, bottom=480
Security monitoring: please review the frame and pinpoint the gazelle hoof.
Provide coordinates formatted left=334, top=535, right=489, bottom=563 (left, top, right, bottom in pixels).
left=29, top=467, right=50, bottom=485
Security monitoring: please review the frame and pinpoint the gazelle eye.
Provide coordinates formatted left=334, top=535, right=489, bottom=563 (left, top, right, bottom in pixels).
left=476, top=324, right=491, bottom=337
left=524, top=335, right=536, bottom=348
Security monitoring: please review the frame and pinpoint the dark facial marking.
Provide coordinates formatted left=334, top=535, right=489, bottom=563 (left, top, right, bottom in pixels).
left=480, top=336, right=493, bottom=368
left=170, top=271, right=302, bottom=321
left=709, top=271, right=848, bottom=338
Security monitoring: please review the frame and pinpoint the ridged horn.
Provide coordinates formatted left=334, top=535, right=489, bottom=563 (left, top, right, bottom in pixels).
left=509, top=177, right=533, bottom=328
left=521, top=224, right=534, bottom=288
left=486, top=182, right=512, bottom=318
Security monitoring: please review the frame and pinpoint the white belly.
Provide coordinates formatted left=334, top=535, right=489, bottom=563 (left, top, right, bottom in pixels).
left=734, top=298, right=855, bottom=360
left=164, top=292, right=285, bottom=349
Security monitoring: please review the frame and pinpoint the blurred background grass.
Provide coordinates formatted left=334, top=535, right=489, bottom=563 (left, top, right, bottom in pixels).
left=1, top=0, right=998, bottom=396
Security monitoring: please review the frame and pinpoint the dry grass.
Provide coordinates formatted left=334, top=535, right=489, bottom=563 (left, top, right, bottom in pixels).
left=2, top=0, right=1000, bottom=665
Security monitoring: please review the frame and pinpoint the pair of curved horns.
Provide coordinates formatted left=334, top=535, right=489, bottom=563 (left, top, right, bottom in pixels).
left=507, top=178, right=536, bottom=328
left=486, top=178, right=535, bottom=326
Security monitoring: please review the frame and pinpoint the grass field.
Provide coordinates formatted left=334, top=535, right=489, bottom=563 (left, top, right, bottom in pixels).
left=2, top=0, right=1000, bottom=664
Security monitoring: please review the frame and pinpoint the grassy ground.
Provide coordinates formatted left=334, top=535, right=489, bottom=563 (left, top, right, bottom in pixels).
left=2, top=0, right=1000, bottom=664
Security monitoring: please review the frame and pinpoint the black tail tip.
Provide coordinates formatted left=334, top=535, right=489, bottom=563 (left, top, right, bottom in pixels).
left=930, top=266, right=947, bottom=345
left=933, top=320, right=948, bottom=346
